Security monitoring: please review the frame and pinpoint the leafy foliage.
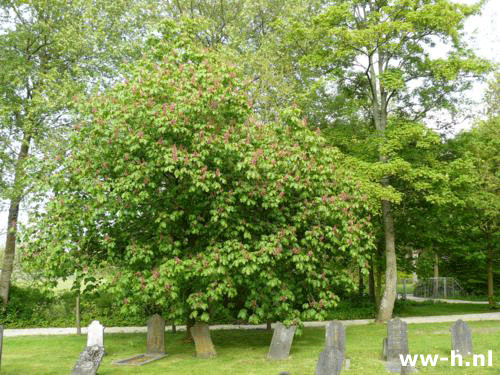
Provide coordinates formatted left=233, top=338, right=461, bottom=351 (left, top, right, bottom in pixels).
left=23, top=33, right=378, bottom=325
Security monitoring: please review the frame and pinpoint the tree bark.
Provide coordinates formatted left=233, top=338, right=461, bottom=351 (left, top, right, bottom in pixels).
left=0, top=133, right=31, bottom=305
left=433, top=252, right=439, bottom=297
left=76, top=291, right=81, bottom=335
left=369, top=256, right=376, bottom=304
left=375, top=244, right=383, bottom=308
left=358, top=266, right=365, bottom=297
left=376, top=200, right=397, bottom=322
left=487, top=243, right=495, bottom=308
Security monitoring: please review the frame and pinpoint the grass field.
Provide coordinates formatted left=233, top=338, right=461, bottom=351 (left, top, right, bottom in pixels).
left=395, top=300, right=494, bottom=317
left=2, top=321, right=499, bottom=375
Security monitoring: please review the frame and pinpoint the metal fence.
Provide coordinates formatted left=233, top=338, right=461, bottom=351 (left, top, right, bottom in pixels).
left=410, top=277, right=466, bottom=299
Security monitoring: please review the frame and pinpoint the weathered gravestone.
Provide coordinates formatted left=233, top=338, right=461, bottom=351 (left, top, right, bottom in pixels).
left=87, top=320, right=104, bottom=349
left=316, top=320, right=346, bottom=375
left=325, top=321, right=345, bottom=353
left=72, top=321, right=105, bottom=375
left=190, top=322, right=217, bottom=358
left=451, top=319, right=473, bottom=356
left=147, top=314, right=165, bottom=354
left=267, top=323, right=297, bottom=360
left=382, top=318, right=414, bottom=373
left=316, top=347, right=343, bottom=375
left=71, top=345, right=105, bottom=375
left=114, top=314, right=167, bottom=366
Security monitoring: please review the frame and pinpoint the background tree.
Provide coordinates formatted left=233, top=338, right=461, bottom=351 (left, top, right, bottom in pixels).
left=0, top=0, right=166, bottom=304
left=446, top=116, right=499, bottom=307
left=290, top=0, right=491, bottom=321
left=23, top=32, right=381, bottom=326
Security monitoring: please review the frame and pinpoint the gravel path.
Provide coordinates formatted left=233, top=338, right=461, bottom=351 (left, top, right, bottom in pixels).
left=4, top=312, right=499, bottom=337
left=403, top=295, right=489, bottom=304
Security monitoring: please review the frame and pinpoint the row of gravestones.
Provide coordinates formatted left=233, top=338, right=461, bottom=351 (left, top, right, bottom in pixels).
left=0, top=316, right=474, bottom=374
left=278, top=318, right=475, bottom=375
left=267, top=321, right=347, bottom=375
left=382, top=318, right=474, bottom=374
left=71, top=315, right=219, bottom=374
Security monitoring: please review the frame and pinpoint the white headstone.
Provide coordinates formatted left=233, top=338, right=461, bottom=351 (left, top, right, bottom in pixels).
left=87, top=320, right=104, bottom=348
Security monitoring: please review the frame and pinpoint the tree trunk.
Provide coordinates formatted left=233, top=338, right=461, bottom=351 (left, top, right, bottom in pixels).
left=487, top=243, right=495, bottom=308
left=76, top=291, right=81, bottom=335
left=375, top=244, right=383, bottom=308
left=433, top=253, right=439, bottom=297
left=369, top=256, right=376, bottom=304
left=376, top=200, right=397, bottom=323
left=0, top=133, right=31, bottom=305
left=358, top=266, right=365, bottom=297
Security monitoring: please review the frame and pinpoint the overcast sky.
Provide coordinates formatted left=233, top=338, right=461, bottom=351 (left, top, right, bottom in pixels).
left=1, top=0, right=500, bottom=245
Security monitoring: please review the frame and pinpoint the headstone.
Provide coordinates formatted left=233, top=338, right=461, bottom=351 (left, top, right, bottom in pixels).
left=451, top=319, right=473, bottom=356
left=383, top=318, right=414, bottom=373
left=317, top=320, right=346, bottom=374
left=113, top=315, right=167, bottom=366
left=315, top=347, right=343, bottom=375
left=87, top=320, right=104, bottom=349
left=147, top=314, right=165, bottom=354
left=325, top=321, right=345, bottom=353
left=267, top=322, right=297, bottom=360
left=190, top=322, right=217, bottom=358
left=71, top=345, right=105, bottom=375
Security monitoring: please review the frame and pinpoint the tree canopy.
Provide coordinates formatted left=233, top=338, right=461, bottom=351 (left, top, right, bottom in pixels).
left=23, top=33, right=380, bottom=325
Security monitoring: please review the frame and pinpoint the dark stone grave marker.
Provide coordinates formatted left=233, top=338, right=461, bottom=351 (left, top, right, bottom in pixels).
left=71, top=345, right=105, bottom=375
left=267, top=322, right=297, bottom=360
left=325, top=320, right=345, bottom=353
left=382, top=318, right=414, bottom=373
left=113, top=315, right=166, bottom=366
left=190, top=322, right=217, bottom=358
left=451, top=319, right=473, bottom=356
left=146, top=314, right=165, bottom=354
left=315, top=347, right=343, bottom=375
left=315, top=320, right=346, bottom=374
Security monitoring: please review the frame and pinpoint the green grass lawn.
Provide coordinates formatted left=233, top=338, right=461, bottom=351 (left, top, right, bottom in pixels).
left=394, top=300, right=495, bottom=317
left=2, top=321, right=499, bottom=374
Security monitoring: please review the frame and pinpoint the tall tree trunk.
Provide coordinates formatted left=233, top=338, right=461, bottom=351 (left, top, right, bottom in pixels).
left=0, top=133, right=30, bottom=305
left=369, top=255, right=376, bottom=304
left=358, top=266, right=365, bottom=297
left=487, top=243, right=495, bottom=308
left=376, top=200, right=397, bottom=323
left=375, top=244, right=383, bottom=308
left=76, top=290, right=81, bottom=335
left=433, top=252, right=439, bottom=297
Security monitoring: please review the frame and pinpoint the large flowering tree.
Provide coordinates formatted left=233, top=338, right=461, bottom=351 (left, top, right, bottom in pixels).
left=23, top=32, right=379, bottom=325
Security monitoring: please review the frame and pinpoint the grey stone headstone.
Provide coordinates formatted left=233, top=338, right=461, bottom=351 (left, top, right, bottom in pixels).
left=451, top=319, right=473, bottom=356
left=383, top=318, right=414, bottom=373
left=385, top=318, right=408, bottom=362
left=325, top=321, right=345, bottom=353
left=316, top=347, right=343, bottom=375
left=72, top=345, right=105, bottom=375
left=147, top=314, right=165, bottom=354
left=267, top=323, right=297, bottom=360
left=87, top=320, right=104, bottom=349
left=190, top=322, right=217, bottom=358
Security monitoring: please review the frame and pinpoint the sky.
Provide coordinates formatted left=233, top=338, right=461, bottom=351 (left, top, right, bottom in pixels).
left=1, top=0, right=500, bottom=245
